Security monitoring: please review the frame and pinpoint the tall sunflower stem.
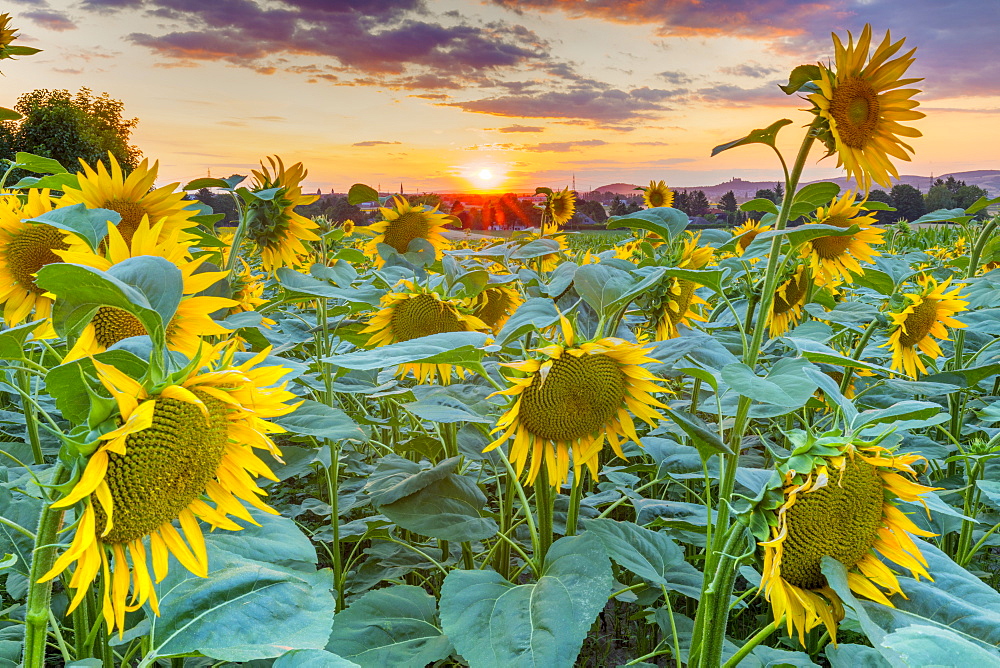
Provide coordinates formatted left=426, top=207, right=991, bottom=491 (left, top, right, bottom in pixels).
left=839, top=319, right=880, bottom=397
left=18, top=368, right=44, bottom=466
left=534, top=464, right=554, bottom=564
left=564, top=475, right=583, bottom=537
left=23, top=462, right=69, bottom=668
left=492, top=474, right=515, bottom=578
left=224, top=191, right=248, bottom=276
left=324, top=440, right=345, bottom=612
left=693, top=123, right=817, bottom=668
left=496, top=449, right=541, bottom=577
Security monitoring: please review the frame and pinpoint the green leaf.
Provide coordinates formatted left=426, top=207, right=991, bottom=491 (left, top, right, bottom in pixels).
left=722, top=358, right=819, bottom=408
left=183, top=177, right=235, bottom=190
left=496, top=297, right=561, bottom=345
left=439, top=533, right=613, bottom=668
left=779, top=64, right=821, bottom=94
left=826, top=644, right=892, bottom=668
left=5, top=45, right=41, bottom=56
left=0, top=320, right=45, bottom=360
left=862, top=200, right=896, bottom=211
left=751, top=223, right=860, bottom=249
left=739, top=197, right=780, bottom=215
left=584, top=519, right=703, bottom=598
left=35, top=263, right=168, bottom=347
left=366, top=456, right=460, bottom=507
left=792, top=181, right=840, bottom=209
left=325, top=585, right=452, bottom=667
left=274, top=399, right=365, bottom=442
left=276, top=268, right=383, bottom=305
left=912, top=208, right=972, bottom=225
left=380, top=474, right=499, bottom=542
left=11, top=172, right=80, bottom=191
left=660, top=407, right=734, bottom=456
left=348, top=183, right=381, bottom=205
left=106, top=256, right=183, bottom=327
left=660, top=267, right=727, bottom=294
left=25, top=203, right=119, bottom=252
left=783, top=338, right=893, bottom=374
left=849, top=401, right=949, bottom=433
left=851, top=268, right=896, bottom=295
left=0, top=106, right=20, bottom=120
left=574, top=264, right=667, bottom=321
left=324, top=332, right=489, bottom=371
left=881, top=625, right=1000, bottom=667
left=510, top=238, right=561, bottom=260
left=147, top=513, right=335, bottom=662
left=605, top=206, right=690, bottom=242
left=711, top=119, right=793, bottom=156
left=274, top=649, right=360, bottom=667
left=14, top=151, right=67, bottom=174
left=0, top=487, right=41, bottom=579
left=45, top=350, right=147, bottom=426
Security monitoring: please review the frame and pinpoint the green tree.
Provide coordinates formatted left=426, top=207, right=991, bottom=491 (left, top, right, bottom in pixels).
left=956, top=184, right=990, bottom=214
left=719, top=190, right=737, bottom=213
left=688, top=190, right=710, bottom=216
left=1, top=87, right=141, bottom=172
left=755, top=188, right=779, bottom=203
left=324, top=196, right=366, bottom=223
left=925, top=183, right=955, bottom=211
left=574, top=198, right=607, bottom=224
left=890, top=184, right=926, bottom=221
left=609, top=195, right=627, bottom=216
left=673, top=191, right=690, bottom=213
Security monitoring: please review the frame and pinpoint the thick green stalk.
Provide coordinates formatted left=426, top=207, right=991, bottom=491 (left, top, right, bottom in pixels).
left=534, top=465, right=554, bottom=564
left=23, top=463, right=69, bottom=668
left=839, top=319, right=880, bottom=396
left=564, top=477, right=583, bottom=536
left=492, top=475, right=515, bottom=578
left=691, top=524, right=749, bottom=668
left=692, top=123, right=817, bottom=667
left=18, top=369, right=44, bottom=465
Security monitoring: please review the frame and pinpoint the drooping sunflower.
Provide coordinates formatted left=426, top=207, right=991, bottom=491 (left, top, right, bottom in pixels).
left=364, top=196, right=452, bottom=266
left=732, top=219, right=772, bottom=256
left=61, top=154, right=198, bottom=248
left=485, top=322, right=669, bottom=487
left=802, top=192, right=884, bottom=285
left=543, top=187, right=575, bottom=234
left=473, top=283, right=523, bottom=334
left=360, top=280, right=488, bottom=383
left=883, top=275, right=967, bottom=377
left=651, top=235, right=714, bottom=340
left=642, top=180, right=674, bottom=209
left=57, top=217, right=237, bottom=361
left=0, top=189, right=69, bottom=327
left=244, top=156, right=320, bottom=273
left=808, top=25, right=924, bottom=190
left=770, top=266, right=811, bottom=336
left=40, top=344, right=300, bottom=635
left=759, top=432, right=938, bottom=646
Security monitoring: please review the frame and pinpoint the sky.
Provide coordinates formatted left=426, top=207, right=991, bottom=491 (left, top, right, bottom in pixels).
left=5, top=0, right=1000, bottom=194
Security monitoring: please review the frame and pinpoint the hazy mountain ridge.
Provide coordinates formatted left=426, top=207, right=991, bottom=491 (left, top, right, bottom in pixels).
left=593, top=170, right=1000, bottom=201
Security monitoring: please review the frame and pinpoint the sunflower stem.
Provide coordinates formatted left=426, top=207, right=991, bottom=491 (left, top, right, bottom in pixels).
left=693, top=121, right=818, bottom=668
left=492, top=474, right=514, bottom=578
left=534, top=466, right=554, bottom=564
left=23, top=462, right=69, bottom=668
left=564, top=475, right=583, bottom=536
left=496, top=449, right=541, bottom=577
left=223, top=191, right=248, bottom=276
left=838, top=319, right=879, bottom=397
left=18, top=368, right=44, bottom=466
left=721, top=618, right=780, bottom=668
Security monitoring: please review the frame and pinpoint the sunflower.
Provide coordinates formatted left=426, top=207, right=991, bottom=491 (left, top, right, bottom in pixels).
left=642, top=180, right=674, bottom=209
left=760, top=433, right=938, bottom=646
left=809, top=25, right=924, bottom=190
left=360, top=280, right=488, bottom=383
left=244, top=156, right=320, bottom=273
left=484, top=322, right=669, bottom=487
left=61, top=154, right=198, bottom=248
left=537, top=234, right=569, bottom=273
left=40, top=344, right=300, bottom=635
left=802, top=192, right=884, bottom=285
left=652, top=235, right=714, bottom=340
left=0, top=189, right=69, bottom=327
left=770, top=266, right=811, bottom=336
left=0, top=14, right=17, bottom=57
left=364, top=196, right=451, bottom=266
left=884, top=275, right=967, bottom=377
left=473, top=283, right=523, bottom=334
left=543, top=187, right=575, bottom=234
left=341, top=219, right=355, bottom=236
left=57, top=217, right=237, bottom=361
left=732, top=219, right=771, bottom=256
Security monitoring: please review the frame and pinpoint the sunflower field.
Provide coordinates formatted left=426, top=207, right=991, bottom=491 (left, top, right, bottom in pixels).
left=3, top=17, right=1000, bottom=668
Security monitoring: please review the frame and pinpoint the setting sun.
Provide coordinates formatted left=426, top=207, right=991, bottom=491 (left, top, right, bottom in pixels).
left=478, top=168, right=493, bottom=181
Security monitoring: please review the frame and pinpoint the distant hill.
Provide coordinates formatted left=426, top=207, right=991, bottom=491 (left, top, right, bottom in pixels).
left=592, top=170, right=1000, bottom=203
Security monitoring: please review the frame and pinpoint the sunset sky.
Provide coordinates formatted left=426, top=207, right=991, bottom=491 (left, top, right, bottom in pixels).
left=6, top=0, right=1000, bottom=193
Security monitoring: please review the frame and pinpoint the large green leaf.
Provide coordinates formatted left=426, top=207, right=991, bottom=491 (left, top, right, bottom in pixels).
left=274, top=399, right=365, bottom=442
left=106, top=256, right=184, bottom=328
left=380, top=474, right=498, bottom=542
left=605, top=206, right=689, bottom=242
left=276, top=268, right=383, bottom=305
left=13, top=151, right=67, bottom=174
left=145, top=513, right=335, bottom=663
left=366, top=456, right=460, bottom=507
left=721, top=358, right=818, bottom=408
left=848, top=401, right=949, bottom=433
left=0, top=320, right=46, bottom=360
left=510, top=238, right=561, bottom=260
left=495, top=297, right=561, bottom=345
left=584, top=518, right=702, bottom=598
left=439, top=533, right=612, bottom=668
left=826, top=644, right=891, bottom=668
left=35, top=262, right=170, bottom=347
left=25, top=203, right=119, bottom=252
left=324, top=332, right=489, bottom=371
left=574, top=264, right=666, bottom=320
left=348, top=183, right=380, bottom=205
left=659, top=407, right=734, bottom=456
left=274, top=649, right=360, bottom=667
left=325, top=585, right=452, bottom=667
left=711, top=119, right=792, bottom=156
left=881, top=625, right=1000, bottom=667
